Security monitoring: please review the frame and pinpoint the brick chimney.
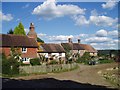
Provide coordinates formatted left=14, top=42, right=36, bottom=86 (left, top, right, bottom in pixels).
left=68, top=38, right=72, bottom=43
left=78, top=39, right=80, bottom=43
left=27, top=23, right=37, bottom=41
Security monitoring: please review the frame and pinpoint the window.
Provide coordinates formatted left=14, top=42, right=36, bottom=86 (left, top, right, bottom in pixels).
left=22, top=58, right=29, bottom=62
left=22, top=47, right=27, bottom=53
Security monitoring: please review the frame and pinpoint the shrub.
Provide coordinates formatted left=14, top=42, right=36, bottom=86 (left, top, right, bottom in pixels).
left=30, top=58, right=40, bottom=66
left=49, top=60, right=58, bottom=65
left=99, top=59, right=114, bottom=64
left=2, top=56, right=20, bottom=75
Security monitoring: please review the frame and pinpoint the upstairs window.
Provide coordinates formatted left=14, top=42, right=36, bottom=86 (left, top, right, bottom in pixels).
left=22, top=47, right=27, bottom=53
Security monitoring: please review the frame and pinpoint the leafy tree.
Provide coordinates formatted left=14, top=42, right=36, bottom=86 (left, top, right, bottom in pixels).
left=37, top=37, right=44, bottom=43
left=7, top=29, right=14, bottom=34
left=14, top=22, right=26, bottom=35
left=2, top=48, right=20, bottom=75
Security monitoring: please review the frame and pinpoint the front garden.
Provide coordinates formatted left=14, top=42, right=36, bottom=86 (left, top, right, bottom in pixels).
left=1, top=48, right=79, bottom=77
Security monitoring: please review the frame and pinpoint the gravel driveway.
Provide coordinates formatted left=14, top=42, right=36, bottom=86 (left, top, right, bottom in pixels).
left=2, top=63, right=118, bottom=89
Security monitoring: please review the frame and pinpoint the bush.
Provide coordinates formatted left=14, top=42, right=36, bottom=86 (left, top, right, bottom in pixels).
left=99, top=59, right=114, bottom=64
left=30, top=58, right=41, bottom=66
left=2, top=56, right=20, bottom=75
left=49, top=60, right=58, bottom=65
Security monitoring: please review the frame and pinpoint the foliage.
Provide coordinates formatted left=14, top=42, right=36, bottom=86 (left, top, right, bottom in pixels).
left=2, top=47, right=21, bottom=75
left=49, top=60, right=58, bottom=65
left=13, top=22, right=26, bottom=35
left=2, top=54, right=20, bottom=75
left=7, top=29, right=14, bottom=34
left=37, top=37, right=44, bottom=43
left=39, top=54, right=46, bottom=63
left=10, top=47, right=21, bottom=61
left=76, top=52, right=91, bottom=64
left=30, top=58, right=41, bottom=66
left=99, top=59, right=114, bottom=64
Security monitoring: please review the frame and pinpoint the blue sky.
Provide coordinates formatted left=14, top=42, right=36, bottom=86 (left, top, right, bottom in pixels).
left=1, top=0, right=119, bottom=50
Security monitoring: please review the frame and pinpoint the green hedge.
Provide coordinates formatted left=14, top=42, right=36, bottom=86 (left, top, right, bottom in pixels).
left=30, top=58, right=41, bottom=66
left=99, top=59, right=114, bottom=64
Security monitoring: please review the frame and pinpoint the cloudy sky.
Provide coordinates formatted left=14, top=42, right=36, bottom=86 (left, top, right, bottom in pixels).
left=1, top=0, right=119, bottom=50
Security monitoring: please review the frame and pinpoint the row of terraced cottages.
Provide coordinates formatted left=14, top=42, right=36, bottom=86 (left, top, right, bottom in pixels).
left=0, top=23, right=97, bottom=64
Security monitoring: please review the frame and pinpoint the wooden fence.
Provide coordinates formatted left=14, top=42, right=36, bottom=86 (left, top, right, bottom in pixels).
left=19, top=63, right=78, bottom=74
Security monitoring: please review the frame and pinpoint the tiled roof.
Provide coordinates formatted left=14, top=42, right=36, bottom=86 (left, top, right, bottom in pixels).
left=79, top=44, right=97, bottom=53
left=0, top=34, right=38, bottom=48
left=61, top=43, right=84, bottom=50
left=61, top=43, right=97, bottom=53
left=39, top=43, right=65, bottom=53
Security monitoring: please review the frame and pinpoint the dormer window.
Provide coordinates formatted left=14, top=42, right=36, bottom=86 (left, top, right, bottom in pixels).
left=22, top=47, right=27, bottom=53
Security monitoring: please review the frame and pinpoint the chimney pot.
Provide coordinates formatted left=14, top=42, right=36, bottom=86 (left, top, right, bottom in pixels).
left=78, top=39, right=80, bottom=43
left=68, top=38, right=72, bottom=43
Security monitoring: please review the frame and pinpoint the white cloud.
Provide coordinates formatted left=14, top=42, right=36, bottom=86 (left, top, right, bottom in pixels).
left=24, top=28, right=29, bottom=34
left=102, top=0, right=117, bottom=10
left=96, top=29, right=108, bottom=37
left=79, top=34, right=88, bottom=38
left=90, top=42, right=117, bottom=50
left=32, top=0, right=86, bottom=20
left=0, top=11, right=13, bottom=21
left=38, top=33, right=46, bottom=37
left=91, top=9, right=98, bottom=16
left=72, top=8, right=117, bottom=27
left=108, top=30, right=118, bottom=36
left=85, top=37, right=111, bottom=43
left=72, top=15, right=89, bottom=26
left=48, top=35, right=73, bottom=41
left=89, top=15, right=117, bottom=26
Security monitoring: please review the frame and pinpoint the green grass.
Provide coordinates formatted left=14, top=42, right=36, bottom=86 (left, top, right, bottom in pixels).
left=99, top=59, right=115, bottom=64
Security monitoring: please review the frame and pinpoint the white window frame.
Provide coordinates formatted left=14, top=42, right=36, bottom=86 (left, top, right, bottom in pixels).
left=22, top=58, right=29, bottom=62
left=21, top=47, right=27, bottom=53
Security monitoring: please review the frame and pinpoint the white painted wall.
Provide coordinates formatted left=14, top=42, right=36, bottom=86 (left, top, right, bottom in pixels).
left=39, top=52, right=65, bottom=58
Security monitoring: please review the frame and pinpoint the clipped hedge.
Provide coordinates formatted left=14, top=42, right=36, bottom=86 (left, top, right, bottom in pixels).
left=30, top=58, right=41, bottom=66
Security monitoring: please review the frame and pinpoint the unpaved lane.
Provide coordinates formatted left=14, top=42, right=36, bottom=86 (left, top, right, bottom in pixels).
left=3, top=63, right=118, bottom=89
left=13, top=63, right=118, bottom=88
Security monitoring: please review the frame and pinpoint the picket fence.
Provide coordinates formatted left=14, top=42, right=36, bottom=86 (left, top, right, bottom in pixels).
left=19, top=63, right=78, bottom=74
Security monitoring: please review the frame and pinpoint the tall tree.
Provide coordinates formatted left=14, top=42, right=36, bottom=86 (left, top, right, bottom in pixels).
left=7, top=29, right=14, bottom=34
left=13, top=22, right=26, bottom=35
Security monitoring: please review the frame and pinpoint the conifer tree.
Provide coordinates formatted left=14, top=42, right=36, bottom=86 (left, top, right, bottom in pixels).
left=14, top=22, right=26, bottom=35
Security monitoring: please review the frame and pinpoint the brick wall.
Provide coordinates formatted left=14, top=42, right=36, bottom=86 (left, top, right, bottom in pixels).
left=2, top=47, right=38, bottom=59
left=21, top=48, right=38, bottom=58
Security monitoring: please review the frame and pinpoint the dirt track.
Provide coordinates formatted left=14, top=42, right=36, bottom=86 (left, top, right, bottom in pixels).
left=2, top=63, right=118, bottom=89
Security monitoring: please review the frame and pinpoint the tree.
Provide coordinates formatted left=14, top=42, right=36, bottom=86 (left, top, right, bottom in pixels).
left=37, top=37, right=44, bottom=43
left=14, top=22, right=26, bottom=35
left=7, top=29, right=14, bottom=34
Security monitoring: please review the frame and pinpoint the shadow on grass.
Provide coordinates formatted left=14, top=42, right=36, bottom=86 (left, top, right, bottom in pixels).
left=2, top=77, right=118, bottom=90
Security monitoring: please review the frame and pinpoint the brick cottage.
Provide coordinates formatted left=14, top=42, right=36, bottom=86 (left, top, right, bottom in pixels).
left=0, top=23, right=39, bottom=64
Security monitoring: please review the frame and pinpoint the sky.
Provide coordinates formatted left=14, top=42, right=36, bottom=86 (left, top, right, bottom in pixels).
left=1, top=0, right=119, bottom=50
